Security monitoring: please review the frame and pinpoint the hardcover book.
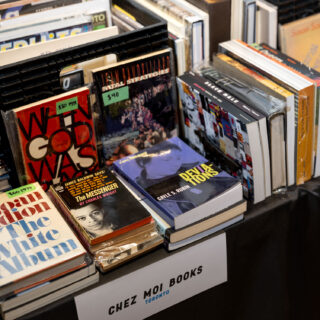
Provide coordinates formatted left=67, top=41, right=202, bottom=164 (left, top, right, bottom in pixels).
left=92, top=48, right=178, bottom=167
left=50, top=167, right=153, bottom=246
left=177, top=72, right=266, bottom=203
left=0, top=182, right=87, bottom=299
left=113, top=136, right=243, bottom=229
left=3, top=87, right=99, bottom=191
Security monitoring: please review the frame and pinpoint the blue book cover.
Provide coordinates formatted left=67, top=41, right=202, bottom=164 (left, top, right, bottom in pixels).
left=113, top=137, right=243, bottom=229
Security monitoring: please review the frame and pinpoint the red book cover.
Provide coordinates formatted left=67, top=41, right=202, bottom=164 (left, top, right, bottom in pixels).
left=13, top=87, right=99, bottom=190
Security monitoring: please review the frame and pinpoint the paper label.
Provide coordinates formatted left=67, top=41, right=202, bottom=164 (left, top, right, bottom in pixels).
left=102, top=87, right=129, bottom=106
left=75, top=233, right=227, bottom=320
left=56, top=97, right=78, bottom=114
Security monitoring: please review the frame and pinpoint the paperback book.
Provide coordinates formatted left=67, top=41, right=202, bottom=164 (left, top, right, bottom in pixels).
left=113, top=136, right=243, bottom=230
left=92, top=48, right=178, bottom=167
left=0, top=182, right=88, bottom=299
left=3, top=87, right=99, bottom=191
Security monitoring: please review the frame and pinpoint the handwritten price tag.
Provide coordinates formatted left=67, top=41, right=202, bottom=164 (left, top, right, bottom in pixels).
left=102, top=87, right=129, bottom=106
left=56, top=96, right=78, bottom=114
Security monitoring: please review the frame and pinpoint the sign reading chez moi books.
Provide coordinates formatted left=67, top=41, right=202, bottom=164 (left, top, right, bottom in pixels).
left=75, top=233, right=227, bottom=320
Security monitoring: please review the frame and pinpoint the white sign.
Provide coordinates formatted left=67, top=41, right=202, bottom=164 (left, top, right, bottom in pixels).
left=75, top=233, right=227, bottom=320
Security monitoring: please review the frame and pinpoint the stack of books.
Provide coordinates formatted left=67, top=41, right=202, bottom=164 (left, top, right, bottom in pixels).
left=0, top=182, right=99, bottom=320
left=113, top=137, right=246, bottom=251
left=49, top=167, right=163, bottom=271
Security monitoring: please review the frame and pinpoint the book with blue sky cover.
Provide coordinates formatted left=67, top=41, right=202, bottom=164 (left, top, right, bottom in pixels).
left=113, top=137, right=243, bottom=230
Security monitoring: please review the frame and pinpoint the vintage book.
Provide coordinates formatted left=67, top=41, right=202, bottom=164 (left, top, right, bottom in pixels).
left=279, top=12, right=320, bottom=72
left=0, top=259, right=97, bottom=313
left=253, top=43, right=320, bottom=178
left=113, top=136, right=243, bottom=229
left=255, top=0, right=277, bottom=48
left=201, top=63, right=287, bottom=192
left=0, top=0, right=111, bottom=51
left=231, top=0, right=256, bottom=44
left=114, top=168, right=246, bottom=247
left=219, top=39, right=315, bottom=185
left=3, top=87, right=99, bottom=191
left=177, top=72, right=266, bottom=203
left=186, top=0, right=231, bottom=57
left=50, top=167, right=153, bottom=246
left=92, top=48, right=178, bottom=167
left=0, top=182, right=88, bottom=299
left=1, top=269, right=99, bottom=320
left=0, top=26, right=119, bottom=67
left=213, top=52, right=294, bottom=186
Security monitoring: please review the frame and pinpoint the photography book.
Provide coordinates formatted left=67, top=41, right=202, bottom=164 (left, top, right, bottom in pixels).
left=92, top=48, right=178, bottom=167
left=213, top=52, right=294, bottom=187
left=177, top=71, right=266, bottom=203
left=200, top=63, right=287, bottom=192
left=2, top=86, right=99, bottom=191
left=113, top=136, right=243, bottom=230
left=219, top=39, right=315, bottom=186
left=0, top=182, right=88, bottom=299
left=50, top=167, right=153, bottom=246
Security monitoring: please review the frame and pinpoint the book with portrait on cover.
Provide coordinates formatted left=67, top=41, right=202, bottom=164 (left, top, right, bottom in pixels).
left=92, top=48, right=178, bottom=167
left=50, top=167, right=153, bottom=246
left=0, top=182, right=88, bottom=299
left=113, top=137, right=243, bottom=230
left=2, top=86, right=99, bottom=191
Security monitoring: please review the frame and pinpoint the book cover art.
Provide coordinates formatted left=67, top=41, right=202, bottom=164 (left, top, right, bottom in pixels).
left=0, top=182, right=86, bottom=297
left=92, top=48, right=177, bottom=167
left=177, top=75, right=254, bottom=200
left=114, top=137, right=241, bottom=227
left=13, top=87, right=99, bottom=191
left=52, top=167, right=153, bottom=245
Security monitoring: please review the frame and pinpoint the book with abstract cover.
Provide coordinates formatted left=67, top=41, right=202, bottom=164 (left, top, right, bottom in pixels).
left=3, top=87, right=99, bottom=191
left=0, top=182, right=87, bottom=299
left=92, top=48, right=178, bottom=167
left=177, top=72, right=266, bottom=203
left=50, top=167, right=153, bottom=246
left=113, top=137, right=243, bottom=230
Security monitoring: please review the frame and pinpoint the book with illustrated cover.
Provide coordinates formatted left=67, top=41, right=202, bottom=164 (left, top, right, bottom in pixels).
left=92, top=48, right=178, bottom=167
left=219, top=39, right=315, bottom=186
left=213, top=52, right=295, bottom=186
left=177, top=72, right=266, bottom=203
left=199, top=63, right=287, bottom=193
left=3, top=87, right=99, bottom=191
left=113, top=137, right=243, bottom=229
left=0, top=182, right=88, bottom=299
left=253, top=43, right=320, bottom=178
left=50, top=167, right=153, bottom=246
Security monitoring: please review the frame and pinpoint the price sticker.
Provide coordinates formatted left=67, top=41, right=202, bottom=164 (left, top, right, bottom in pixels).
left=56, top=96, right=78, bottom=114
left=102, top=87, right=129, bottom=106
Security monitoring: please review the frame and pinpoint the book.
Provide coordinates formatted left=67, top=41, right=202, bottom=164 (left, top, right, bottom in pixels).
left=213, top=53, right=294, bottom=187
left=113, top=136, right=243, bottom=229
left=252, top=42, right=320, bottom=178
left=219, top=39, right=315, bottom=186
left=279, top=12, right=320, bottom=71
left=50, top=167, right=153, bottom=246
left=1, top=269, right=99, bottom=320
left=0, top=182, right=88, bottom=299
left=114, top=168, right=246, bottom=247
left=92, top=48, right=178, bottom=167
left=177, top=72, right=266, bottom=203
left=255, top=0, right=277, bottom=48
left=231, top=0, right=256, bottom=44
left=3, top=86, right=99, bottom=191
left=201, top=62, right=287, bottom=192
left=0, top=259, right=97, bottom=313
left=186, top=0, right=231, bottom=57
left=0, top=26, right=119, bottom=67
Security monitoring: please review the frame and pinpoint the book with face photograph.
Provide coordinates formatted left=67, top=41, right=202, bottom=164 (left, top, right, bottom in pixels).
left=50, top=167, right=153, bottom=246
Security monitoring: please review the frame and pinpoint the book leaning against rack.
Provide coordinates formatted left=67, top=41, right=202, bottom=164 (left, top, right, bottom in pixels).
left=219, top=39, right=315, bottom=186
left=113, top=136, right=243, bottom=230
left=0, top=182, right=88, bottom=299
